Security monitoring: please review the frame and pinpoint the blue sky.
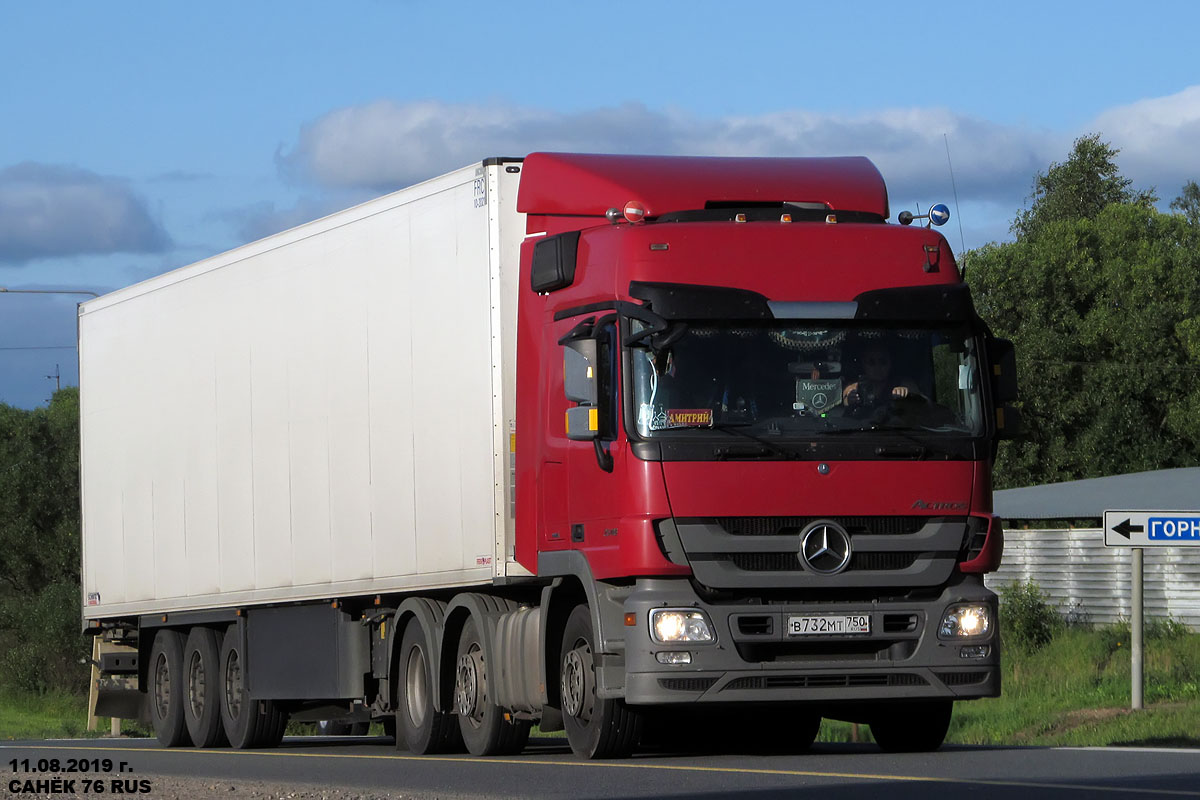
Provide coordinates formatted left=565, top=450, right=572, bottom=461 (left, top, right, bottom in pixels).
left=3, top=0, right=1199, bottom=407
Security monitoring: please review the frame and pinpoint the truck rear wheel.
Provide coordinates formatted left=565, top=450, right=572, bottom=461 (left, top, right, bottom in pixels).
left=217, top=626, right=288, bottom=749
left=182, top=627, right=229, bottom=748
left=149, top=630, right=192, bottom=747
left=560, top=605, right=641, bottom=759
left=454, top=616, right=530, bottom=756
left=396, top=620, right=461, bottom=754
left=869, top=700, right=952, bottom=752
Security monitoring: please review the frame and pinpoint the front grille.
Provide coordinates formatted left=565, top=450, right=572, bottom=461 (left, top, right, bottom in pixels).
left=722, top=552, right=918, bottom=572
left=723, top=673, right=928, bottom=691
left=937, top=671, right=989, bottom=686
left=717, top=516, right=929, bottom=537
left=677, top=517, right=965, bottom=590
left=658, top=677, right=719, bottom=692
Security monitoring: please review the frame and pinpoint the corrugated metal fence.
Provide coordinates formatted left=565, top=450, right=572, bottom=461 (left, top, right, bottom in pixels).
left=985, top=528, right=1200, bottom=630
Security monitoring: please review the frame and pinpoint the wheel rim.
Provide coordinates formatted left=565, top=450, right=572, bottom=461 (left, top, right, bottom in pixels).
left=455, top=644, right=486, bottom=728
left=560, top=640, right=594, bottom=723
left=405, top=644, right=428, bottom=728
left=153, top=651, right=171, bottom=720
left=224, top=649, right=243, bottom=721
left=188, top=650, right=206, bottom=719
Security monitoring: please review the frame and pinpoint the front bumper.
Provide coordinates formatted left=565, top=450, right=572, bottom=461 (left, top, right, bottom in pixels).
left=622, top=574, right=999, bottom=706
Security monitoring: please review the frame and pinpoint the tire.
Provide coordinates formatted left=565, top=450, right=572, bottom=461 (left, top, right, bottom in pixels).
left=317, top=720, right=350, bottom=736
left=455, top=616, right=531, bottom=756
left=869, top=700, right=952, bottom=753
left=149, top=630, right=193, bottom=747
left=560, top=605, right=642, bottom=759
left=382, top=716, right=396, bottom=741
left=396, top=620, right=461, bottom=754
left=218, top=626, right=289, bottom=749
left=182, top=627, right=229, bottom=748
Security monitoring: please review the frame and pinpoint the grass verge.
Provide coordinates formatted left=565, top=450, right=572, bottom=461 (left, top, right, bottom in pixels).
left=818, top=625, right=1200, bottom=747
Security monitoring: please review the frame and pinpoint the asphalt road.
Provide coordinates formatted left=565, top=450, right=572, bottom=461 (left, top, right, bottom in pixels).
left=3, top=736, right=1198, bottom=799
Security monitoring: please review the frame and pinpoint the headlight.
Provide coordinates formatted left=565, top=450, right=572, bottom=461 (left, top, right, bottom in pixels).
left=938, top=604, right=991, bottom=638
left=650, top=609, right=714, bottom=643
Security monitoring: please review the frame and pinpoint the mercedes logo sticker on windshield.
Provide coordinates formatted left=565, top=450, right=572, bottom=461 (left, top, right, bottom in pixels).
left=799, top=520, right=853, bottom=574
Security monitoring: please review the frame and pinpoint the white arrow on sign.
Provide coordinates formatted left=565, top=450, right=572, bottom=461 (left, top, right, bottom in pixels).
left=1103, top=510, right=1200, bottom=547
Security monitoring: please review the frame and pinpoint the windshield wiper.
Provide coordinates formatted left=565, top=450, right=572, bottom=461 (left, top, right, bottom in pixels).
left=816, top=424, right=931, bottom=458
left=709, top=422, right=798, bottom=460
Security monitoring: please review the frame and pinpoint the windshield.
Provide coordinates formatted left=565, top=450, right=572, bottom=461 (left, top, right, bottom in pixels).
left=630, top=321, right=985, bottom=438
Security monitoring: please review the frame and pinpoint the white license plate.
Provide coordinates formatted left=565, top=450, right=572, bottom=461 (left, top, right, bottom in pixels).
left=786, top=615, right=871, bottom=636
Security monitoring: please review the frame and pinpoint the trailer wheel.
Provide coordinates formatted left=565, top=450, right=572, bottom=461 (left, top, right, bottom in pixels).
left=217, top=627, right=288, bottom=749
left=560, top=605, right=642, bottom=759
left=396, top=621, right=461, bottom=754
left=869, top=700, right=952, bottom=752
left=454, top=616, right=530, bottom=756
left=182, top=627, right=229, bottom=748
left=149, top=630, right=193, bottom=747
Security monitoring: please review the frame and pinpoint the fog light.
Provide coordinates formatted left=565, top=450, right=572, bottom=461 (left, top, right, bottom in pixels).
left=939, top=604, right=991, bottom=638
left=655, top=651, right=692, bottom=665
left=960, top=645, right=990, bottom=659
left=650, top=609, right=714, bottom=643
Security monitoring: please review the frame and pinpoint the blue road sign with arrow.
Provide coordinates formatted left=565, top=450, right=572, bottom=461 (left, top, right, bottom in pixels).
left=1104, top=510, right=1200, bottom=547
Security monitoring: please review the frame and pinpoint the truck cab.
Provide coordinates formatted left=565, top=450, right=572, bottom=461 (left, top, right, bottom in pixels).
left=514, top=153, right=1015, bottom=754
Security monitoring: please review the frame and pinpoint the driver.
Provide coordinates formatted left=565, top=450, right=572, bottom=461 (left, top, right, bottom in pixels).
left=842, top=343, right=919, bottom=410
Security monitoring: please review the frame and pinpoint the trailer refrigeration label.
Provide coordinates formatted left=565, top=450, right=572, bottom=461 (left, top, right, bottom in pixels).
left=473, top=177, right=487, bottom=208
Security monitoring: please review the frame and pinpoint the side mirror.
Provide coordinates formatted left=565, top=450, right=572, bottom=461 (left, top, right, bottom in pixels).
left=563, top=339, right=601, bottom=441
left=987, top=338, right=1018, bottom=404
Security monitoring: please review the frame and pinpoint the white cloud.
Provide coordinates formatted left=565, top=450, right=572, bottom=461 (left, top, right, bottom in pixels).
left=277, top=99, right=1059, bottom=214
left=0, top=163, right=171, bottom=265
left=1093, top=85, right=1200, bottom=196
left=274, top=87, right=1200, bottom=247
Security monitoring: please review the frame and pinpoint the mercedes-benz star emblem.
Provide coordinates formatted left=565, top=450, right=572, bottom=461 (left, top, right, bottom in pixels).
left=799, top=520, right=853, bottom=574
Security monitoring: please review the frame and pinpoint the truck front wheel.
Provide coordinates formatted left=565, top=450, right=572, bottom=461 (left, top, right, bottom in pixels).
left=395, top=621, right=461, bottom=754
left=149, top=630, right=192, bottom=747
left=560, top=605, right=642, bottom=759
left=869, top=700, right=952, bottom=752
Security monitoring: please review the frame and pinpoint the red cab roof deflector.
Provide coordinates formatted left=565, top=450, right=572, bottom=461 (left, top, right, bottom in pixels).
left=516, top=152, right=889, bottom=219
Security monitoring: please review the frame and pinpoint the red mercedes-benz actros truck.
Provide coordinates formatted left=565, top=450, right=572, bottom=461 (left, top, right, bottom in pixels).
left=81, top=153, right=1017, bottom=758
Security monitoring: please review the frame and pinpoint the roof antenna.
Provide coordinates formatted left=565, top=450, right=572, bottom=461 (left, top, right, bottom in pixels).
left=944, top=133, right=967, bottom=276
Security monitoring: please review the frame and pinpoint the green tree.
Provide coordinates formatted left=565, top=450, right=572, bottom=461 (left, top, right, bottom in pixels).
left=1170, top=179, right=1200, bottom=227
left=1011, top=133, right=1157, bottom=239
left=0, top=388, right=89, bottom=693
left=969, top=138, right=1200, bottom=488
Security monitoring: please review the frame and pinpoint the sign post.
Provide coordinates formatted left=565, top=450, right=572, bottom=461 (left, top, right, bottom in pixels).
left=1104, top=510, right=1200, bottom=711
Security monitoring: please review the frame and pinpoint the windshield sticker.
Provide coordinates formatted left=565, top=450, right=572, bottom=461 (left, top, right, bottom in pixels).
left=664, top=409, right=714, bottom=428
left=794, top=377, right=843, bottom=414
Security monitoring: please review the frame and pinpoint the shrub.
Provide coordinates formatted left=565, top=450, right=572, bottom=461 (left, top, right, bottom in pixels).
left=0, top=579, right=90, bottom=694
left=999, top=579, right=1062, bottom=652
